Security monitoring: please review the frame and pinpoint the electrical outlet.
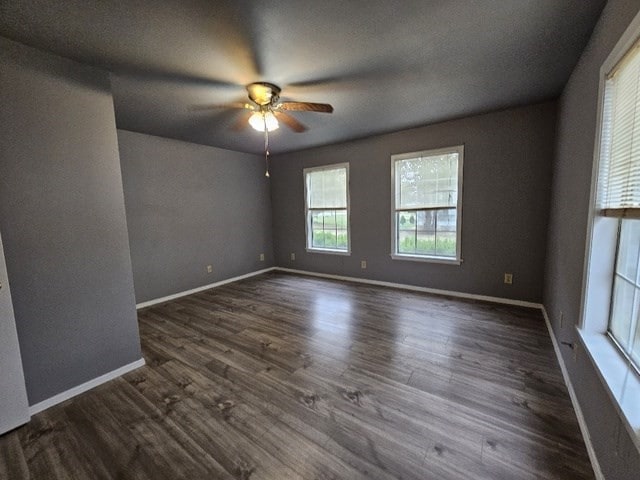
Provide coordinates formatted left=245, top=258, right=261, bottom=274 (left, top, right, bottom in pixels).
left=361, top=260, right=367, bottom=269
left=504, top=273, right=513, bottom=285
left=206, top=265, right=213, bottom=273
left=291, top=253, right=296, bottom=261
left=259, top=253, right=265, bottom=261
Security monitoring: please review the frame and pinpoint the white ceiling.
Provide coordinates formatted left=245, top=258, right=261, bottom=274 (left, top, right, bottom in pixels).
left=0, top=0, right=606, bottom=154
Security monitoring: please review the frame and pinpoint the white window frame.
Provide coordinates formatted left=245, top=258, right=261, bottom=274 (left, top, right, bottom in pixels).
left=390, top=145, right=464, bottom=265
left=303, top=163, right=351, bottom=255
left=580, top=10, right=640, bottom=453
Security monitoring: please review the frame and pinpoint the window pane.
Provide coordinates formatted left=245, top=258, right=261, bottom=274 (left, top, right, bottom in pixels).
left=609, top=218, right=640, bottom=365
left=631, top=311, right=640, bottom=366
left=325, top=229, right=337, bottom=249
left=415, top=210, right=436, bottom=255
left=336, top=229, right=348, bottom=248
left=396, top=208, right=461, bottom=257
left=435, top=209, right=457, bottom=257
left=311, top=211, right=325, bottom=248
left=397, top=211, right=417, bottom=253
left=610, top=276, right=636, bottom=350
left=314, top=231, right=336, bottom=248
left=309, top=209, right=347, bottom=251
left=311, top=211, right=324, bottom=230
left=616, top=219, right=640, bottom=282
left=335, top=210, right=348, bottom=229
left=323, top=210, right=337, bottom=229
left=335, top=210, right=348, bottom=249
left=396, top=153, right=458, bottom=209
left=398, top=231, right=415, bottom=253
left=312, top=230, right=325, bottom=248
left=396, top=208, right=460, bottom=257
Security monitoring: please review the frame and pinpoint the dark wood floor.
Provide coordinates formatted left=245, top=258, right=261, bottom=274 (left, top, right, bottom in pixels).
left=0, top=272, right=594, bottom=479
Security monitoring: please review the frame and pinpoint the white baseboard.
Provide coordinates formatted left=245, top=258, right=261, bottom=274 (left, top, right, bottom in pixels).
left=136, top=267, right=277, bottom=309
left=28, top=358, right=146, bottom=416
left=275, top=267, right=542, bottom=309
left=136, top=265, right=540, bottom=311
left=541, top=307, right=604, bottom=480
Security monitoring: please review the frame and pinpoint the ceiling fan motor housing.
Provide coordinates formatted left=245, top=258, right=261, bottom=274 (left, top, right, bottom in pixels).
left=247, top=82, right=281, bottom=106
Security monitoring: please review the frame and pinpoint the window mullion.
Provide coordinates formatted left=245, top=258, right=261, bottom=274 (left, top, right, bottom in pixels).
left=414, top=213, right=418, bottom=254
left=434, top=208, right=439, bottom=253
left=608, top=220, right=624, bottom=340
left=333, top=209, right=337, bottom=248
left=322, top=210, right=326, bottom=248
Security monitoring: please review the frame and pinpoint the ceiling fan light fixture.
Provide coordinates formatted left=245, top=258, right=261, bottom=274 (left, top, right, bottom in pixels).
left=249, top=111, right=279, bottom=132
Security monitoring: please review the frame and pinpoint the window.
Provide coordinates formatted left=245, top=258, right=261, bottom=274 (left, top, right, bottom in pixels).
left=581, top=12, right=640, bottom=448
left=304, top=163, right=350, bottom=254
left=596, top=37, right=640, bottom=371
left=391, top=146, right=463, bottom=263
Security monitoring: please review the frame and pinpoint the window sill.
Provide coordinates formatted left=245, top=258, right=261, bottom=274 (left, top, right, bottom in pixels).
left=390, top=253, right=462, bottom=265
left=578, top=329, right=640, bottom=453
left=306, top=248, right=351, bottom=256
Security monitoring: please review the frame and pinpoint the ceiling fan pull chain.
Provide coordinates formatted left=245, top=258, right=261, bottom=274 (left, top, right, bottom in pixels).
left=264, top=114, right=270, bottom=178
left=265, top=150, right=270, bottom=178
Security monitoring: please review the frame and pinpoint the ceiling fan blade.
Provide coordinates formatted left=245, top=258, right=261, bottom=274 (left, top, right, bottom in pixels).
left=231, top=110, right=253, bottom=131
left=109, top=65, right=242, bottom=90
left=274, top=112, right=307, bottom=133
left=276, top=101, right=334, bottom=113
left=190, top=102, right=255, bottom=111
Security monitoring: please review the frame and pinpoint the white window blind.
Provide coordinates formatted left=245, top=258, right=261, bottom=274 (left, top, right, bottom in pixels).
left=598, top=40, right=640, bottom=213
left=307, top=168, right=347, bottom=209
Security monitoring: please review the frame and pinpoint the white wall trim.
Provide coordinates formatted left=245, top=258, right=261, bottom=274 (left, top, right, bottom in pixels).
left=275, top=267, right=542, bottom=309
left=136, top=267, right=277, bottom=309
left=28, top=358, right=145, bottom=416
left=541, top=307, right=604, bottom=480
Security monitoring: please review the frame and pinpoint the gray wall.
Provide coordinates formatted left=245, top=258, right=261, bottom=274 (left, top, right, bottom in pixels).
left=117, top=130, right=274, bottom=303
left=543, top=0, right=640, bottom=478
left=0, top=37, right=142, bottom=405
left=271, top=102, right=556, bottom=303
left=0, top=230, right=29, bottom=433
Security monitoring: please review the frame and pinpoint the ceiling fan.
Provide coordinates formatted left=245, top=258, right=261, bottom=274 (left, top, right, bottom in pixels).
left=201, top=82, right=334, bottom=133
left=194, top=82, right=333, bottom=177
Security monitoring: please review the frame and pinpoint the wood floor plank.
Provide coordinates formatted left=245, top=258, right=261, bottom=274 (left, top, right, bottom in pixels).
left=0, top=272, right=595, bottom=479
left=18, top=407, right=107, bottom=480
left=0, top=428, right=30, bottom=480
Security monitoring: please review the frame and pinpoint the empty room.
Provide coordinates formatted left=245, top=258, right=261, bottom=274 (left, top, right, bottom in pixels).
left=0, top=1, right=639, bottom=479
